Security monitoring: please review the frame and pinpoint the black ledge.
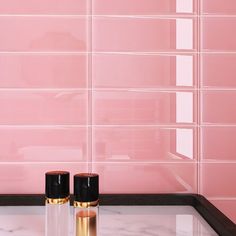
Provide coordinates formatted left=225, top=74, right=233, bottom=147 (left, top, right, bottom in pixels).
left=0, top=194, right=235, bottom=236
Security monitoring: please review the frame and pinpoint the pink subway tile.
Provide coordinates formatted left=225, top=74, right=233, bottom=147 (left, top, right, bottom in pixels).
left=93, top=54, right=196, bottom=88
left=201, top=127, right=236, bottom=161
left=202, top=54, right=236, bottom=88
left=200, top=163, right=236, bottom=198
left=0, top=16, right=88, bottom=52
left=0, top=127, right=87, bottom=162
left=93, top=127, right=196, bottom=162
left=202, top=0, right=236, bottom=15
left=93, top=17, right=196, bottom=52
left=94, top=163, right=197, bottom=193
left=210, top=200, right=236, bottom=224
left=202, top=91, right=236, bottom=124
left=202, top=17, right=236, bottom=51
left=0, top=91, right=87, bottom=125
left=0, top=163, right=87, bottom=194
left=0, top=54, right=87, bottom=88
left=93, top=0, right=196, bottom=15
left=93, top=90, right=196, bottom=125
left=0, top=0, right=88, bottom=14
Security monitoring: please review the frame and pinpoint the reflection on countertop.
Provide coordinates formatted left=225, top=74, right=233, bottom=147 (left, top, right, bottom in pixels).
left=0, top=206, right=218, bottom=236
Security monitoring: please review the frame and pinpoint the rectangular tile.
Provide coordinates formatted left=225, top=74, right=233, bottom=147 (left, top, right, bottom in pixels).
left=0, top=54, right=87, bottom=88
left=93, top=54, right=196, bottom=88
left=93, top=17, right=196, bottom=52
left=0, top=127, right=87, bottom=162
left=201, top=127, right=236, bottom=161
left=202, top=91, right=236, bottom=124
left=202, top=54, right=236, bottom=88
left=93, top=0, right=196, bottom=15
left=0, top=163, right=87, bottom=194
left=202, top=0, right=236, bottom=15
left=0, top=0, right=89, bottom=14
left=0, top=16, right=88, bottom=52
left=209, top=200, right=236, bottom=224
left=94, top=163, right=197, bottom=193
left=202, top=17, right=236, bottom=51
left=200, top=163, right=236, bottom=198
left=93, top=127, right=196, bottom=162
left=93, top=90, right=196, bottom=125
left=0, top=91, right=87, bottom=125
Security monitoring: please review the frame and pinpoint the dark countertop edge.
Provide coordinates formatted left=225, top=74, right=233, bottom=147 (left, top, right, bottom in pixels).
left=0, top=193, right=235, bottom=235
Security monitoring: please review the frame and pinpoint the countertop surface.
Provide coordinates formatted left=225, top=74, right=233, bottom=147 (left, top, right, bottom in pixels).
left=0, top=205, right=218, bottom=236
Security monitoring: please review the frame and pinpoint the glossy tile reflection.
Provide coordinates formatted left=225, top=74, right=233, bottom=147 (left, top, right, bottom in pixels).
left=0, top=0, right=89, bottom=14
left=0, top=54, right=88, bottom=88
left=93, top=0, right=196, bottom=15
left=94, top=163, right=197, bottom=193
left=201, top=163, right=236, bottom=198
left=201, top=127, right=236, bottom=161
left=0, top=91, right=87, bottom=125
left=93, top=54, right=195, bottom=88
left=93, top=91, right=195, bottom=125
left=202, top=0, right=236, bottom=15
left=202, top=17, right=236, bottom=51
left=93, top=127, right=196, bottom=162
left=202, top=54, right=236, bottom=88
left=202, top=91, right=236, bottom=124
left=93, top=17, right=196, bottom=52
left=0, top=127, right=87, bottom=162
left=0, top=16, right=88, bottom=52
left=0, top=163, right=87, bottom=194
left=0, top=206, right=218, bottom=236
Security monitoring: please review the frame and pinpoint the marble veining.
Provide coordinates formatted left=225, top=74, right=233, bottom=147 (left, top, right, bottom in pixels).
left=0, top=206, right=218, bottom=236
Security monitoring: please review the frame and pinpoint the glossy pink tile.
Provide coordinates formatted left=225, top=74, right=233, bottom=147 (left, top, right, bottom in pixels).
left=0, top=163, right=87, bottom=194
left=93, top=163, right=197, bottom=193
left=202, top=0, right=236, bottom=15
left=0, top=0, right=88, bottom=14
left=202, top=54, right=236, bottom=88
left=93, top=17, right=196, bottom=52
left=202, top=91, right=236, bottom=124
left=200, top=163, right=236, bottom=198
left=0, top=54, right=87, bottom=88
left=0, top=16, right=88, bottom=52
left=0, top=91, right=87, bottom=125
left=93, top=127, right=196, bottom=162
left=93, top=91, right=196, bottom=125
left=210, top=200, right=236, bottom=224
left=93, top=54, right=196, bottom=88
left=201, top=127, right=236, bottom=161
left=93, top=0, right=196, bottom=15
left=0, top=127, right=87, bottom=162
left=202, top=17, right=236, bottom=51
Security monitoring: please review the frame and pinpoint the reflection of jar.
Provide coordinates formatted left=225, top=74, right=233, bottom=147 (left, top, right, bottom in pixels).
left=73, top=173, right=99, bottom=236
left=76, top=208, right=97, bottom=236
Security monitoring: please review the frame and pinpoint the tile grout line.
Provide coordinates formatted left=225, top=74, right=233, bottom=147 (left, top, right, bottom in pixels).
left=90, top=0, right=94, bottom=173
left=0, top=52, right=201, bottom=55
left=0, top=14, right=235, bottom=17
left=2, top=51, right=236, bottom=54
left=197, top=0, right=201, bottom=196
left=1, top=124, right=236, bottom=127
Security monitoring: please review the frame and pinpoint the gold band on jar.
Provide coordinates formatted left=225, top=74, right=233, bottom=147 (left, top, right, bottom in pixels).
left=74, top=200, right=99, bottom=208
left=45, top=196, right=70, bottom=205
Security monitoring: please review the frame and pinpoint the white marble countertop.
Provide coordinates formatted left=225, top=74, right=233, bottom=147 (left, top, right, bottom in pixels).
left=0, top=205, right=218, bottom=236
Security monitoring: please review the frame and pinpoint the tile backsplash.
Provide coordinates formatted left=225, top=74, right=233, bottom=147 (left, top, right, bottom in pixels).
left=0, top=0, right=235, bottom=223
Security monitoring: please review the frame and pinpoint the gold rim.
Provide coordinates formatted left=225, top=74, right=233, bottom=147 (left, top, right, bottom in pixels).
left=74, top=200, right=99, bottom=208
left=46, top=196, right=70, bottom=205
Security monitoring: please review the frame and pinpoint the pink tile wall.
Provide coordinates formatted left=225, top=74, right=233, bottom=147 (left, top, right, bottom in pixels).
left=201, top=0, right=236, bottom=224
left=0, top=0, right=235, bottom=224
